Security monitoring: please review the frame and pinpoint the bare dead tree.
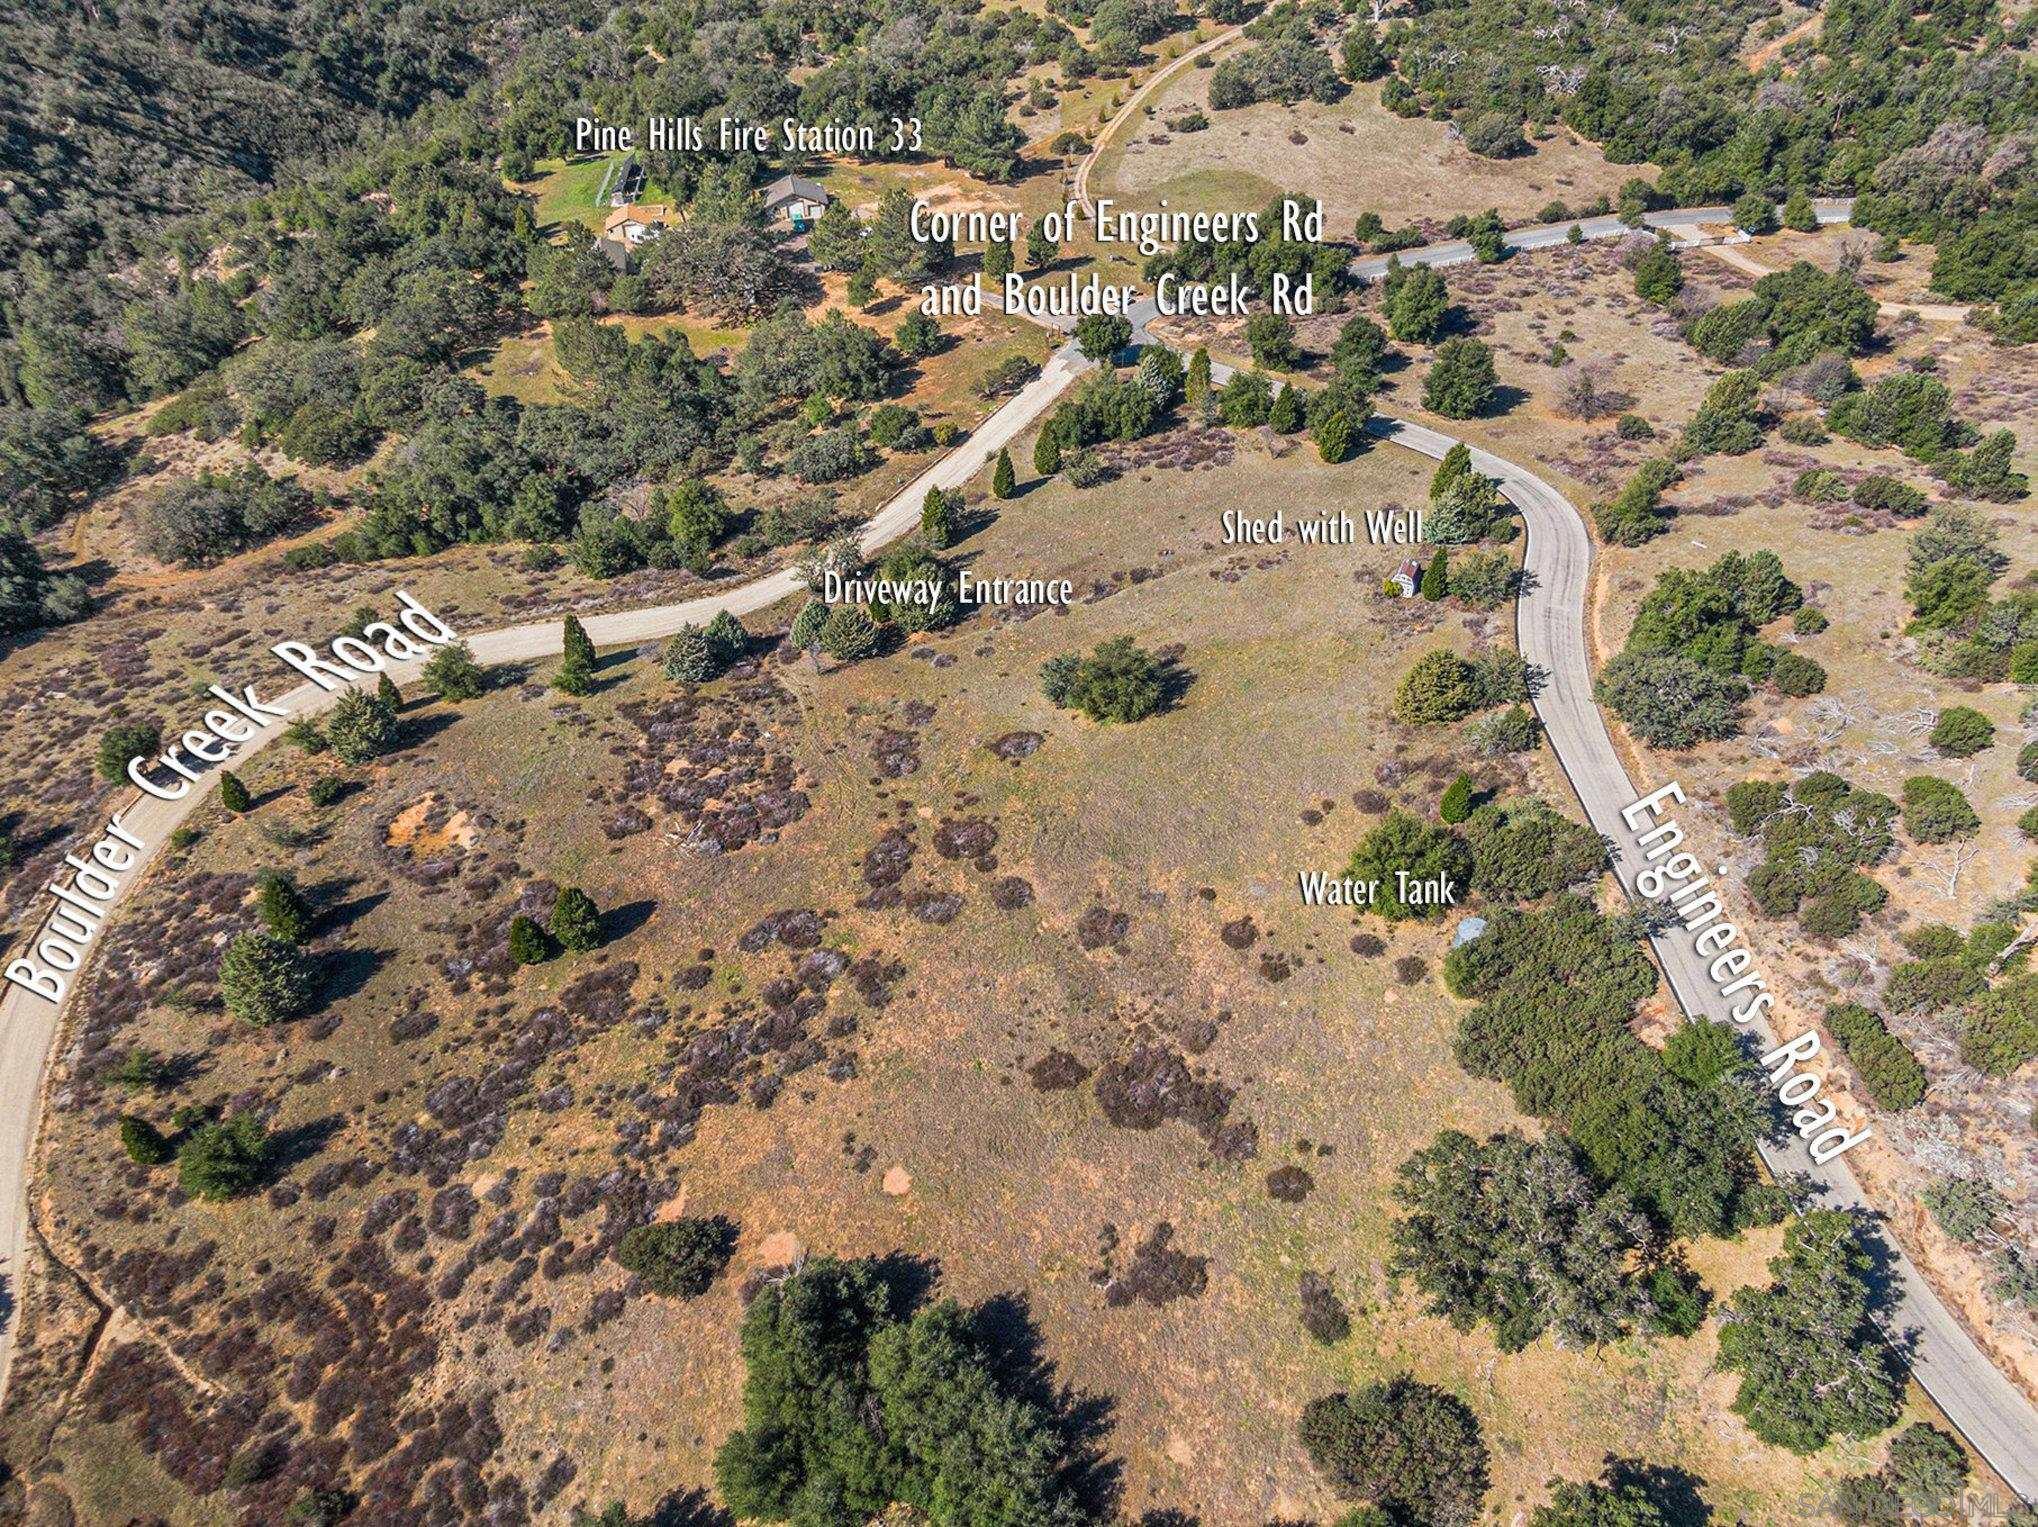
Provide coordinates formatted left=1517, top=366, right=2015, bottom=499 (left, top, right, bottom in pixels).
left=1926, top=840, right=1981, bottom=898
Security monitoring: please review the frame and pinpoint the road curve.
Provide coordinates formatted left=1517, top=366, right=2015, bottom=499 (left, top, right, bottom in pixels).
left=3, top=237, right=2032, bottom=1501
left=1364, top=412, right=2038, bottom=1502
left=1071, top=24, right=1247, bottom=221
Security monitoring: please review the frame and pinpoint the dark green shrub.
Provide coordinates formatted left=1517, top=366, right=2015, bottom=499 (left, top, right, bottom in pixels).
left=1902, top=776, right=1979, bottom=842
left=177, top=1115, right=269, bottom=1201
left=1824, top=1004, right=1926, bottom=1111
left=1040, top=637, right=1170, bottom=723
left=1297, top=1377, right=1490, bottom=1524
left=550, top=886, right=601, bottom=953
left=1929, top=705, right=1994, bottom=757
left=422, top=642, right=487, bottom=700
left=508, top=914, right=549, bottom=965
left=615, top=1216, right=736, bottom=1296
left=120, top=1114, right=173, bottom=1165
left=1771, top=651, right=1826, bottom=696
left=97, top=721, right=161, bottom=783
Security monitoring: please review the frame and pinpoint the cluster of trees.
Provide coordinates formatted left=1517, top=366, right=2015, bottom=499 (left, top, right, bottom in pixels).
left=1716, top=1212, right=1903, bottom=1453
left=1143, top=195, right=1349, bottom=314
left=661, top=611, right=751, bottom=684
left=1905, top=505, right=2038, bottom=680
left=121, top=1109, right=272, bottom=1203
left=1879, top=920, right=2037, bottom=1076
left=1389, top=1129, right=1703, bottom=1352
left=281, top=683, right=402, bottom=765
left=1376, top=0, right=2038, bottom=322
left=0, top=516, right=92, bottom=635
left=1393, top=646, right=1529, bottom=726
left=1724, top=772, right=1897, bottom=939
left=1687, top=262, right=1876, bottom=374
left=138, top=463, right=316, bottom=567
left=1346, top=794, right=1604, bottom=922
left=1921, top=1172, right=2038, bottom=1320
left=1599, top=551, right=1823, bottom=747
left=7, top=0, right=1069, bottom=636
left=1446, top=895, right=1784, bottom=1238
left=1824, top=370, right=2025, bottom=505
left=1424, top=445, right=1505, bottom=543
left=509, top=884, right=605, bottom=964
left=714, top=1257, right=1089, bottom=1524
left=1209, top=38, right=1342, bottom=110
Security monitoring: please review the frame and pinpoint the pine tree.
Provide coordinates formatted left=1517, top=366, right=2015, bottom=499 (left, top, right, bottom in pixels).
left=704, top=610, right=748, bottom=664
left=562, top=613, right=596, bottom=668
left=257, top=872, right=313, bottom=943
left=219, top=931, right=316, bottom=1026
left=326, top=688, right=396, bottom=763
left=1186, top=348, right=1212, bottom=413
left=1033, top=427, right=1062, bottom=476
left=820, top=606, right=880, bottom=661
left=991, top=447, right=1015, bottom=499
left=1781, top=187, right=1818, bottom=233
left=376, top=672, right=401, bottom=712
left=1313, top=410, right=1352, bottom=464
left=218, top=770, right=252, bottom=813
left=1421, top=549, right=1449, bottom=601
left=508, top=914, right=549, bottom=965
left=1269, top=384, right=1303, bottom=433
left=551, top=886, right=602, bottom=952
left=555, top=614, right=596, bottom=695
left=983, top=239, right=1014, bottom=281
left=790, top=600, right=828, bottom=651
left=921, top=487, right=956, bottom=548
left=661, top=626, right=718, bottom=683
left=1439, top=773, right=1474, bottom=823
left=120, top=1114, right=173, bottom=1166
left=1431, top=442, right=1472, bottom=497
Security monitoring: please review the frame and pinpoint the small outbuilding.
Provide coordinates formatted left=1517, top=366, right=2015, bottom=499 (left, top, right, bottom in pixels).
left=762, top=174, right=830, bottom=232
left=1389, top=558, right=1423, bottom=598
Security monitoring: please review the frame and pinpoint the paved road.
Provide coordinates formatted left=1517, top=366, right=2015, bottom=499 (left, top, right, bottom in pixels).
left=3, top=225, right=2031, bottom=1500
left=1348, top=198, right=1860, bottom=280
left=1367, top=412, right=2038, bottom=1501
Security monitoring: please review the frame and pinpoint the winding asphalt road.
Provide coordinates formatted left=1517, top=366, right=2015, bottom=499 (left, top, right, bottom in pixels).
left=1371, top=414, right=2038, bottom=1501
left=2, top=217, right=2031, bottom=1500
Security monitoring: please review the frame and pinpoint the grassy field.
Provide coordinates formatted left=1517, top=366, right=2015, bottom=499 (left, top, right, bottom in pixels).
left=15, top=419, right=1968, bottom=1522
left=1090, top=75, right=1648, bottom=232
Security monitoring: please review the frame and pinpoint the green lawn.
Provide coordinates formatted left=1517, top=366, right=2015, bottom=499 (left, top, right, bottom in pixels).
left=527, top=154, right=677, bottom=234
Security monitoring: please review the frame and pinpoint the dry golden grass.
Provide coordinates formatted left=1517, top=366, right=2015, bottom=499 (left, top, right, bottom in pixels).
left=22, top=422, right=1963, bottom=1522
